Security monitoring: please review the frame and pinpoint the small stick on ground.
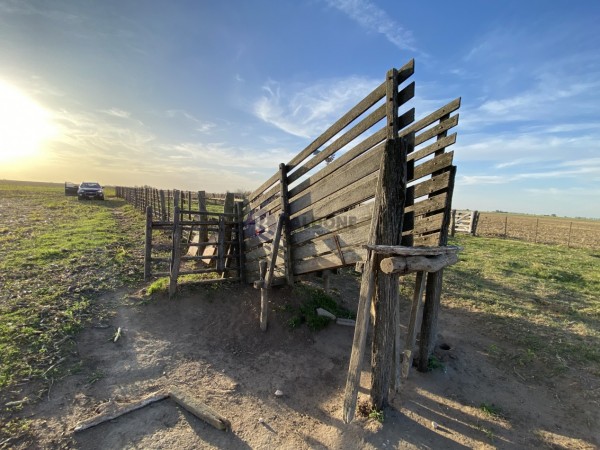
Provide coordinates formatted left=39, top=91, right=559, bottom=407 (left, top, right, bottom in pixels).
left=73, top=392, right=169, bottom=433
left=170, top=387, right=231, bottom=431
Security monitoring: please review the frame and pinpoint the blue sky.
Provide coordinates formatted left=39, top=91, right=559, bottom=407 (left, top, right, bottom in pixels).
left=0, top=1, right=599, bottom=218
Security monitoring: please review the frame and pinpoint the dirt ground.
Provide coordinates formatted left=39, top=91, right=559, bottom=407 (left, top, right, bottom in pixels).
left=14, top=273, right=599, bottom=449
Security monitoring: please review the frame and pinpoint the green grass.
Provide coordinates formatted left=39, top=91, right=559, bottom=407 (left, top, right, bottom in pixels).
left=287, top=284, right=355, bottom=331
left=445, top=234, right=600, bottom=378
left=0, top=182, right=145, bottom=405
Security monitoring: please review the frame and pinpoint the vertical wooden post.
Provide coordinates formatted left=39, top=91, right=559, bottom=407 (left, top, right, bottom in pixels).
left=169, top=205, right=182, bottom=298
left=504, top=215, right=508, bottom=238
left=342, top=137, right=407, bottom=422
left=567, top=222, right=573, bottom=248
left=416, top=166, right=456, bottom=372
left=472, top=211, right=479, bottom=236
left=187, top=191, right=192, bottom=220
left=236, top=202, right=246, bottom=283
left=144, top=206, right=153, bottom=281
left=534, top=218, right=539, bottom=243
left=223, top=193, right=235, bottom=273
left=198, top=191, right=208, bottom=255
left=259, top=260, right=268, bottom=331
left=279, top=163, right=294, bottom=285
left=450, top=210, right=456, bottom=237
left=217, top=216, right=225, bottom=274
left=160, top=190, right=167, bottom=222
left=400, top=271, right=426, bottom=380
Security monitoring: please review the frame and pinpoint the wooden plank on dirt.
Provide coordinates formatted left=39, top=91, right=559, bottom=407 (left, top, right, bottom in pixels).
left=170, top=388, right=230, bottom=431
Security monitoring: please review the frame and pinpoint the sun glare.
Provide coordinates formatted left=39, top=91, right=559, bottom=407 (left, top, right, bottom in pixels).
left=0, top=80, right=57, bottom=165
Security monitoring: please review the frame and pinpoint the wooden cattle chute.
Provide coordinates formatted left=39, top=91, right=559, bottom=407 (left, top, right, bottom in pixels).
left=116, top=187, right=245, bottom=296
left=242, top=60, right=461, bottom=419
left=450, top=209, right=479, bottom=236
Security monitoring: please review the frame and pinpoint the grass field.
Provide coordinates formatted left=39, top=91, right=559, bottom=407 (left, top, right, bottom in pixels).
left=445, top=234, right=600, bottom=379
left=0, top=181, right=146, bottom=437
left=476, top=212, right=600, bottom=249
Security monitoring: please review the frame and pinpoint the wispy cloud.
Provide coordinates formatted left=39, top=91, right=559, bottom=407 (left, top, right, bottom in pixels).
left=101, top=108, right=131, bottom=119
left=253, top=76, right=379, bottom=138
left=323, top=0, right=416, bottom=51
left=165, top=109, right=217, bottom=134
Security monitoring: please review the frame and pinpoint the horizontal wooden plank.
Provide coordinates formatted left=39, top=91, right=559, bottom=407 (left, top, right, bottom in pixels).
left=406, top=193, right=448, bottom=216
left=290, top=202, right=374, bottom=247
left=249, top=184, right=280, bottom=212
left=410, top=172, right=452, bottom=199
left=286, top=81, right=387, bottom=172
left=288, top=128, right=386, bottom=199
left=408, top=133, right=456, bottom=163
left=413, top=232, right=442, bottom=247
left=396, top=108, right=416, bottom=133
left=412, top=152, right=454, bottom=182
left=414, top=114, right=459, bottom=147
left=293, top=246, right=367, bottom=275
left=287, top=103, right=387, bottom=184
left=409, top=212, right=444, bottom=235
left=400, top=98, right=461, bottom=139
left=249, top=173, right=279, bottom=205
left=395, top=59, right=415, bottom=86
left=293, top=221, right=370, bottom=261
left=396, top=81, right=415, bottom=108
left=290, top=172, right=377, bottom=231
left=289, top=141, right=384, bottom=215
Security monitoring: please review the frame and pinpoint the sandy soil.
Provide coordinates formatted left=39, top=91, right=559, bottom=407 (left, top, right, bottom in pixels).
left=14, top=273, right=599, bottom=449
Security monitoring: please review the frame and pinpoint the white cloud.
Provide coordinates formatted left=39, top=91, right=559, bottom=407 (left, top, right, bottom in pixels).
left=324, top=0, right=416, bottom=51
left=101, top=108, right=131, bottom=119
left=253, top=76, right=380, bottom=138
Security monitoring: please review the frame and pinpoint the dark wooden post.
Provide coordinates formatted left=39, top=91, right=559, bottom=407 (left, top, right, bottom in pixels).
left=279, top=163, right=294, bottom=285
left=169, top=205, right=182, bottom=298
left=416, top=166, right=456, bottom=372
left=198, top=191, right=208, bottom=255
left=342, top=137, right=407, bottom=422
left=160, top=190, right=167, bottom=222
left=236, top=201, right=246, bottom=283
left=450, top=210, right=457, bottom=237
left=258, top=260, right=268, bottom=331
left=144, top=206, right=153, bottom=281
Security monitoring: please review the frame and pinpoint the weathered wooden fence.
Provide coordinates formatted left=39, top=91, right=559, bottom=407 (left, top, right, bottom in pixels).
left=243, top=59, right=460, bottom=287
left=450, top=209, right=479, bottom=236
left=116, top=187, right=245, bottom=296
left=115, top=186, right=244, bottom=221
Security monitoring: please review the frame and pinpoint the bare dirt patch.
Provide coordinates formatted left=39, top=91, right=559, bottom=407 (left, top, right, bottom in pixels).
left=11, top=272, right=598, bottom=449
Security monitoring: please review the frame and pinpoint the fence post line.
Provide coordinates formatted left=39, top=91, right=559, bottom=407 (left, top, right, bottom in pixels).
left=198, top=191, right=208, bottom=255
left=236, top=201, right=246, bottom=283
left=144, top=206, right=153, bottom=281
left=567, top=222, right=573, bottom=248
left=504, top=215, right=508, bottom=238
left=169, top=205, right=182, bottom=298
left=534, top=218, right=539, bottom=244
left=159, top=190, right=167, bottom=222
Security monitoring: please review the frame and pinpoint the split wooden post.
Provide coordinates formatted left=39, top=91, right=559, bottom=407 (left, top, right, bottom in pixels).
left=258, top=260, right=268, bottom=331
left=144, top=206, right=153, bottom=281
left=169, top=202, right=182, bottom=299
left=217, top=215, right=225, bottom=274
left=342, top=135, right=408, bottom=422
left=279, top=163, right=294, bottom=285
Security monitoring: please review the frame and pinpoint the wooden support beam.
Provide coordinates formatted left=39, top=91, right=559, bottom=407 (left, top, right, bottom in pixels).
left=379, top=253, right=458, bottom=274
